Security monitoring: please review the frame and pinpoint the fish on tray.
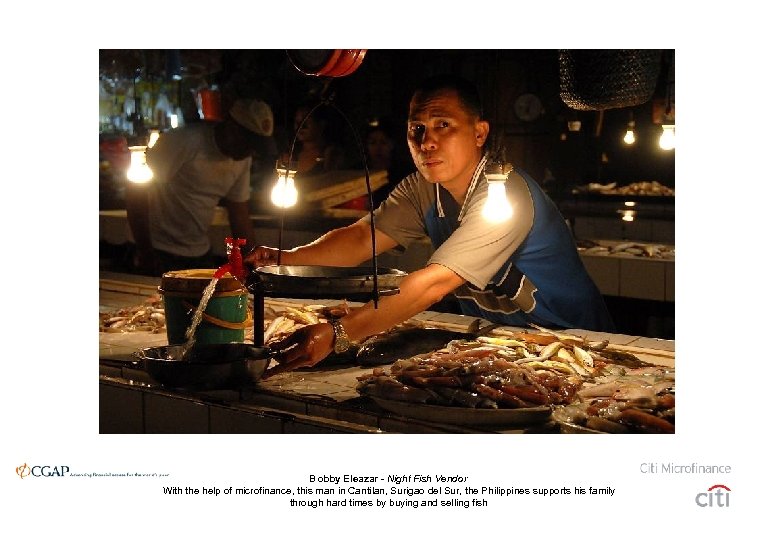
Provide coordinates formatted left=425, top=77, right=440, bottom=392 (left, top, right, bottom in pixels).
left=354, top=320, right=496, bottom=367
left=297, top=326, right=480, bottom=369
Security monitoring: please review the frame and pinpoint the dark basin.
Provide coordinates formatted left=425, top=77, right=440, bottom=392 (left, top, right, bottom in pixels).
left=134, top=343, right=272, bottom=390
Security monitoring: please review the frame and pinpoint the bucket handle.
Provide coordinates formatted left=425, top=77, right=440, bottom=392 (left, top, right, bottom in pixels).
left=182, top=301, right=252, bottom=330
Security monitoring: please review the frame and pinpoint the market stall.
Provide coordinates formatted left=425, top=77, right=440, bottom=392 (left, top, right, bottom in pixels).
left=99, top=272, right=674, bottom=434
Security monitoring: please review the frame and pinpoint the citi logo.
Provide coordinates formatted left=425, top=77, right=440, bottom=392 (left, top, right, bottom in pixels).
left=15, top=463, right=70, bottom=479
left=695, top=484, right=730, bottom=507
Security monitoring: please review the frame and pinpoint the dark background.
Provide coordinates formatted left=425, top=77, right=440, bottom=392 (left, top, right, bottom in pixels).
left=99, top=49, right=675, bottom=194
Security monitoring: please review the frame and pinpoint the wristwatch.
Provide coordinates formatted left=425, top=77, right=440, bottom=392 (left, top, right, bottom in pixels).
left=329, top=320, right=351, bottom=354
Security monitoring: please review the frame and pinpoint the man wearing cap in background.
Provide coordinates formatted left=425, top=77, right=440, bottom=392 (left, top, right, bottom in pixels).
left=126, top=98, right=275, bottom=275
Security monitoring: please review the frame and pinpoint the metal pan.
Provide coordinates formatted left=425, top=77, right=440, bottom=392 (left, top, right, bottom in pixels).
left=134, top=343, right=272, bottom=390
left=248, top=265, right=406, bottom=301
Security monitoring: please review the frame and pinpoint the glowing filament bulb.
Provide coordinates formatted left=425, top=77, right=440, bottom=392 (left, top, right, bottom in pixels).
left=127, top=146, right=153, bottom=183
left=271, top=169, right=298, bottom=208
left=147, top=129, right=160, bottom=148
left=659, top=124, right=675, bottom=150
left=623, top=119, right=636, bottom=145
left=482, top=179, right=513, bottom=223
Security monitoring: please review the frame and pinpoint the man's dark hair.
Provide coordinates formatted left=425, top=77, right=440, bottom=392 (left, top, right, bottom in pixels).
left=412, top=74, right=484, bottom=119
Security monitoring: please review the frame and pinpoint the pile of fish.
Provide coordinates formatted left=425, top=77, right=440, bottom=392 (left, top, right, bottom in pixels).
left=356, top=340, right=582, bottom=409
left=356, top=325, right=675, bottom=433
left=356, top=326, right=659, bottom=410
left=99, top=295, right=167, bottom=333
left=577, top=240, right=675, bottom=260
left=553, top=364, right=675, bottom=433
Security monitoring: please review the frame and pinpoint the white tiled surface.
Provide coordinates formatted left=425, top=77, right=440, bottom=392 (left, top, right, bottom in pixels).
left=579, top=253, right=674, bottom=302
left=620, top=258, right=666, bottom=301
left=665, top=263, right=675, bottom=301
left=100, top=273, right=675, bottom=433
left=99, top=384, right=144, bottom=433
left=630, top=336, right=675, bottom=352
left=209, top=405, right=284, bottom=434
left=144, top=394, right=210, bottom=433
left=422, top=312, right=479, bottom=326
left=99, top=332, right=167, bottom=361
left=581, top=256, right=620, bottom=296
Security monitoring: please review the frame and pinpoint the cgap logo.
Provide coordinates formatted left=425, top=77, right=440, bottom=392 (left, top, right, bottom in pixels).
left=15, top=463, right=70, bottom=479
left=695, top=484, right=730, bottom=507
left=16, top=463, right=31, bottom=478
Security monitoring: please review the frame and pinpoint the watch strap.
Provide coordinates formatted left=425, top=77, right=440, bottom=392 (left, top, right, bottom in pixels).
left=330, top=319, right=350, bottom=353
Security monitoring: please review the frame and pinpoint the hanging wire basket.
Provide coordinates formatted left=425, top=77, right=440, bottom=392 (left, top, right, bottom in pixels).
left=559, top=49, right=663, bottom=111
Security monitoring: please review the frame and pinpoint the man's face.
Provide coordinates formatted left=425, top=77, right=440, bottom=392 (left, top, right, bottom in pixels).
left=367, top=130, right=393, bottom=168
left=407, top=89, right=488, bottom=190
left=295, top=109, right=323, bottom=143
left=220, top=120, right=256, bottom=160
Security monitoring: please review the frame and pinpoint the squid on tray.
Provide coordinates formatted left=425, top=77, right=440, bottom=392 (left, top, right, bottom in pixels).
left=554, top=365, right=675, bottom=433
left=356, top=339, right=585, bottom=409
left=355, top=323, right=675, bottom=435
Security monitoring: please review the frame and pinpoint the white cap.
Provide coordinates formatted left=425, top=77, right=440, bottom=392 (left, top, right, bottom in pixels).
left=229, top=99, right=273, bottom=136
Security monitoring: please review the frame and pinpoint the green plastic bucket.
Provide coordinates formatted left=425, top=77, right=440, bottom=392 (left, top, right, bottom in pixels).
left=159, top=269, right=249, bottom=346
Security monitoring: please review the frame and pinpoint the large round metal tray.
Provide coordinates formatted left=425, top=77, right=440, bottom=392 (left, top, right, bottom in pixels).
left=248, top=265, right=406, bottom=300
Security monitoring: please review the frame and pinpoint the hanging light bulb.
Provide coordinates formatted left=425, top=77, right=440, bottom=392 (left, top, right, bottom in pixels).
left=623, top=111, right=636, bottom=145
left=271, top=166, right=298, bottom=208
left=623, top=120, right=636, bottom=145
left=659, top=124, right=675, bottom=150
left=147, top=129, right=160, bottom=148
left=658, top=66, right=675, bottom=150
left=482, top=161, right=513, bottom=223
left=127, top=146, right=153, bottom=183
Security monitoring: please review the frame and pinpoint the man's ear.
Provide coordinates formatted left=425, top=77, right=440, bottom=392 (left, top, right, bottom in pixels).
left=475, top=120, right=489, bottom=148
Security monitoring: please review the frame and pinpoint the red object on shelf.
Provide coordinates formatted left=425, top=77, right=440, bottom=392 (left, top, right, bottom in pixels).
left=336, top=195, right=369, bottom=210
left=99, top=135, right=130, bottom=171
left=196, top=88, right=222, bottom=121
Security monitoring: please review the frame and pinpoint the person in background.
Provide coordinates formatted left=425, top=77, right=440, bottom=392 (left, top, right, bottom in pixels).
left=365, top=122, right=395, bottom=172
left=285, top=100, right=345, bottom=175
left=245, top=74, right=614, bottom=377
left=126, top=98, right=273, bottom=275
left=362, top=119, right=415, bottom=205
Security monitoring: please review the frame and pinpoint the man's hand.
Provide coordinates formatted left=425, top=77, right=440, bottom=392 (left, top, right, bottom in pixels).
left=244, top=245, right=283, bottom=268
left=262, top=322, right=335, bottom=378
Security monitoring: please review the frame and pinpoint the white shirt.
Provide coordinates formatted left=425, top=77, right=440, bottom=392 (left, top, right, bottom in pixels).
left=145, top=123, right=250, bottom=257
